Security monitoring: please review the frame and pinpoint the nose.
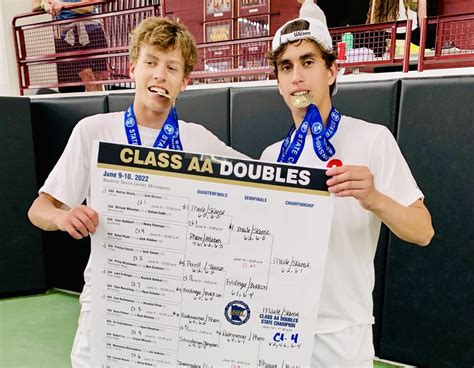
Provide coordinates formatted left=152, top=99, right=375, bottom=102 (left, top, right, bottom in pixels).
left=291, top=65, right=304, bottom=84
left=152, top=64, right=167, bottom=82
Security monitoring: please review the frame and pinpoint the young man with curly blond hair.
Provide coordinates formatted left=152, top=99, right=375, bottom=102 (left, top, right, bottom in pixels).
left=28, top=17, right=246, bottom=367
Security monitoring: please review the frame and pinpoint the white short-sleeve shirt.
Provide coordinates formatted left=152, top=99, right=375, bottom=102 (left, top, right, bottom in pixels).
left=260, top=115, right=423, bottom=333
left=40, top=111, right=248, bottom=310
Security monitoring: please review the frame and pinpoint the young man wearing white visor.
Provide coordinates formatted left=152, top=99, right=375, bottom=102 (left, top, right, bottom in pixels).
left=261, top=17, right=434, bottom=366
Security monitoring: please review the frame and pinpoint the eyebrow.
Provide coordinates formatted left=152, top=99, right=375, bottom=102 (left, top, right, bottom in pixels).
left=143, top=52, right=183, bottom=66
left=277, top=52, right=317, bottom=66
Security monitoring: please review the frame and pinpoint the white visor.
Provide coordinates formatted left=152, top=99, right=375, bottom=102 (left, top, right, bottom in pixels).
left=272, top=17, right=333, bottom=52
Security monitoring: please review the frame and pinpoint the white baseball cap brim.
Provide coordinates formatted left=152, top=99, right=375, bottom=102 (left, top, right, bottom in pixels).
left=272, top=17, right=333, bottom=52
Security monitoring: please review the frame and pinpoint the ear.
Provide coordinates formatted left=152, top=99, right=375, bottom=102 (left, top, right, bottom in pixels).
left=327, top=62, right=337, bottom=87
left=180, top=75, right=189, bottom=92
left=278, top=81, right=283, bottom=96
left=129, top=61, right=136, bottom=79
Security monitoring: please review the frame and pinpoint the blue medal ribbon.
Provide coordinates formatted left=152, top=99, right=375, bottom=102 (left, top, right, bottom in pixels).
left=277, top=104, right=341, bottom=163
left=124, top=104, right=183, bottom=150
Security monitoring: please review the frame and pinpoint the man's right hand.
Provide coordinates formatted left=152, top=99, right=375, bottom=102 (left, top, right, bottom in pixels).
left=28, top=193, right=99, bottom=240
left=56, top=205, right=99, bottom=239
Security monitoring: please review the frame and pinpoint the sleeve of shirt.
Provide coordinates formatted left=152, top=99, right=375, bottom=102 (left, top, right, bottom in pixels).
left=370, top=126, right=424, bottom=207
left=259, top=145, right=274, bottom=162
left=39, top=118, right=93, bottom=209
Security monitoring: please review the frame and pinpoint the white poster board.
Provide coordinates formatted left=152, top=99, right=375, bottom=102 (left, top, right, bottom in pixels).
left=90, top=141, right=334, bottom=367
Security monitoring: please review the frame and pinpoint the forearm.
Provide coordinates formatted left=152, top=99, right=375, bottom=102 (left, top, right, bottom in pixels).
left=51, top=0, right=94, bottom=15
left=70, top=0, right=112, bottom=14
left=71, top=2, right=95, bottom=14
left=369, top=193, right=434, bottom=246
left=418, top=0, right=427, bottom=20
left=32, top=0, right=42, bottom=11
left=28, top=193, right=65, bottom=231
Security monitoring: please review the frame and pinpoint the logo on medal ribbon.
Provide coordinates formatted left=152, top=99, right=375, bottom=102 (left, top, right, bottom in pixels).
left=224, top=300, right=251, bottom=325
left=331, top=111, right=340, bottom=122
left=125, top=118, right=135, bottom=128
left=300, top=121, right=308, bottom=134
left=163, top=124, right=175, bottom=135
left=311, top=122, right=323, bottom=135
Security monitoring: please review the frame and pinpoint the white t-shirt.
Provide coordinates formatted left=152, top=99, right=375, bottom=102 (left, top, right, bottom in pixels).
left=40, top=111, right=248, bottom=311
left=260, top=115, right=423, bottom=334
left=397, top=0, right=418, bottom=33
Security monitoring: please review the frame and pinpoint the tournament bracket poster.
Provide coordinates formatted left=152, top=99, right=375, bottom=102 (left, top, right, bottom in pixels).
left=90, top=141, right=334, bottom=367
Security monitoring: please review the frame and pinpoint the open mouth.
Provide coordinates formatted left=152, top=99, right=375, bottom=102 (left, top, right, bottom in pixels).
left=149, top=86, right=172, bottom=99
left=291, top=90, right=310, bottom=96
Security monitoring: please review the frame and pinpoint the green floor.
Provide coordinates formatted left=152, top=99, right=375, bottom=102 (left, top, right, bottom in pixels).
left=0, top=290, right=402, bottom=367
left=0, top=290, right=80, bottom=368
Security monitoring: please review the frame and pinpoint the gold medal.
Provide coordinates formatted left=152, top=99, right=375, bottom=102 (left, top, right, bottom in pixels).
left=157, top=91, right=177, bottom=107
left=291, top=93, right=312, bottom=108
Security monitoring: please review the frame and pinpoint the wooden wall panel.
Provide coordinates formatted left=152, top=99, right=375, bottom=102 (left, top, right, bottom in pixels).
left=270, top=0, right=299, bottom=34
left=440, top=0, right=474, bottom=15
left=165, top=0, right=301, bottom=43
left=165, top=0, right=204, bottom=43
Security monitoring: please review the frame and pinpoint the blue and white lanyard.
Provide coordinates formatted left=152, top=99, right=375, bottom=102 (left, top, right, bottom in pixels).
left=277, top=104, right=341, bottom=163
left=124, top=104, right=183, bottom=150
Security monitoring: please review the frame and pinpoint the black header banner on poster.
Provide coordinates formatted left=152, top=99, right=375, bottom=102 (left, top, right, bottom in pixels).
left=97, top=142, right=329, bottom=195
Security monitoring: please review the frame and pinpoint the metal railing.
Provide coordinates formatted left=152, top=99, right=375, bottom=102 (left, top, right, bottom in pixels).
left=12, top=9, right=474, bottom=94
left=418, top=12, right=474, bottom=71
left=12, top=1, right=162, bottom=94
left=330, top=20, right=414, bottom=73
left=191, top=36, right=273, bottom=84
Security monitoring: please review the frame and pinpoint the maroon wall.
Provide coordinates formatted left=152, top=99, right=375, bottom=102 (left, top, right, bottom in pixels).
left=164, top=0, right=474, bottom=44
left=440, top=0, right=474, bottom=15
left=164, top=0, right=299, bottom=43
left=165, top=0, right=204, bottom=43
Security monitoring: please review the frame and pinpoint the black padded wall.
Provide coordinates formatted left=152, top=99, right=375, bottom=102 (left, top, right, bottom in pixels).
left=332, top=79, right=400, bottom=130
left=30, top=95, right=107, bottom=292
left=381, top=77, right=474, bottom=368
left=107, top=88, right=231, bottom=144
left=0, top=97, right=46, bottom=297
left=230, top=86, right=293, bottom=159
left=333, top=79, right=400, bottom=356
left=106, top=92, right=134, bottom=113
left=178, top=88, right=231, bottom=144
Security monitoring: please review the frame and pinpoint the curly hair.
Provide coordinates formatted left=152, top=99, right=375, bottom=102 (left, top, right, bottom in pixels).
left=129, top=17, right=197, bottom=77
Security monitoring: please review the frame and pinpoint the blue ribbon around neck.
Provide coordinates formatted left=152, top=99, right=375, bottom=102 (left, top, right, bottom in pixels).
left=124, top=104, right=183, bottom=150
left=277, top=104, right=341, bottom=163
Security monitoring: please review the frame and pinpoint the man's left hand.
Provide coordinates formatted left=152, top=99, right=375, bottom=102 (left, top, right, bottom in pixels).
left=326, top=165, right=380, bottom=210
